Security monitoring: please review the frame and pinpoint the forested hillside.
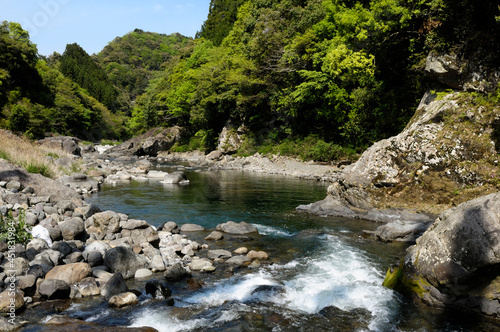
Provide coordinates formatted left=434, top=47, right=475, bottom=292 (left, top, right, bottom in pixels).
left=1, top=0, right=499, bottom=159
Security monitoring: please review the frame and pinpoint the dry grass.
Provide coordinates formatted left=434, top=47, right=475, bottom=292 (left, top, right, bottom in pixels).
left=0, top=130, right=76, bottom=178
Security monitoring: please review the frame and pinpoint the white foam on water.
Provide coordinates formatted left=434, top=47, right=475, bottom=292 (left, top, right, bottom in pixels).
left=252, top=223, right=295, bottom=237
left=129, top=233, right=400, bottom=331
left=275, top=234, right=400, bottom=330
left=129, top=308, right=240, bottom=332
left=184, top=271, right=279, bottom=306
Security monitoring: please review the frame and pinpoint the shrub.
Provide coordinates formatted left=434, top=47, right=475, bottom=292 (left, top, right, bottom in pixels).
left=0, top=209, right=32, bottom=245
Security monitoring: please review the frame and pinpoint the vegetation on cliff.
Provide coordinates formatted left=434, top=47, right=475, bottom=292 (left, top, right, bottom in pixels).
left=0, top=0, right=499, bottom=161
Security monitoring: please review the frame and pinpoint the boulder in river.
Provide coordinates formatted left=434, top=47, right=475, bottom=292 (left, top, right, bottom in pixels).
left=384, top=191, right=500, bottom=317
left=104, top=246, right=148, bottom=279
left=216, top=221, right=258, bottom=235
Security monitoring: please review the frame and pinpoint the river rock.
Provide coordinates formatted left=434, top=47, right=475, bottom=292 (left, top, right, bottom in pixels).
left=51, top=241, right=73, bottom=257
left=385, top=191, right=500, bottom=317
left=108, top=292, right=139, bottom=308
left=45, top=262, right=92, bottom=285
left=84, top=250, right=103, bottom=267
left=5, top=180, right=21, bottom=191
left=39, top=279, right=71, bottom=300
left=120, top=219, right=149, bottom=230
left=17, top=274, right=37, bottom=296
left=160, top=221, right=179, bottom=234
left=145, top=279, right=171, bottom=299
left=75, top=277, right=100, bottom=297
left=180, top=223, right=205, bottom=232
left=104, top=246, right=148, bottom=279
left=161, top=172, right=189, bottom=184
left=205, top=231, right=223, bottom=241
left=0, top=288, right=24, bottom=312
left=135, top=269, right=153, bottom=279
left=164, top=262, right=189, bottom=282
left=247, top=250, right=269, bottom=261
left=226, top=255, right=251, bottom=266
left=76, top=203, right=101, bottom=219
left=84, top=240, right=111, bottom=257
left=100, top=273, right=128, bottom=299
left=26, top=238, right=50, bottom=252
left=216, top=221, right=258, bottom=235
left=85, top=211, right=121, bottom=235
left=59, top=217, right=86, bottom=241
left=189, top=258, right=215, bottom=272
left=149, top=255, right=165, bottom=272
left=233, top=247, right=248, bottom=255
left=208, top=249, right=232, bottom=260
left=9, top=257, right=30, bottom=277
left=375, top=220, right=432, bottom=243
left=30, top=249, right=62, bottom=268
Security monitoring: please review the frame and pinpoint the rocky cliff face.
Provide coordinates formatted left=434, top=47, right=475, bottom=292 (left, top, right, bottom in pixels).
left=299, top=90, right=499, bottom=219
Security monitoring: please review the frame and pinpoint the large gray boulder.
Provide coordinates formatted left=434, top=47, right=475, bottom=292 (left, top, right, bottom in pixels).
left=107, top=126, right=184, bottom=157
left=104, top=246, right=148, bottom=279
left=384, top=192, right=500, bottom=317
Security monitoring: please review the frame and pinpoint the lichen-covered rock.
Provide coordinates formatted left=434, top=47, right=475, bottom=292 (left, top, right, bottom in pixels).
left=299, top=91, right=500, bottom=221
left=384, top=192, right=500, bottom=317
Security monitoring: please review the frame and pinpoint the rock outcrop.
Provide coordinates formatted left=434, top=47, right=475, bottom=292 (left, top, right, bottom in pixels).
left=384, top=191, right=500, bottom=317
left=107, top=126, right=184, bottom=156
left=298, top=91, right=500, bottom=230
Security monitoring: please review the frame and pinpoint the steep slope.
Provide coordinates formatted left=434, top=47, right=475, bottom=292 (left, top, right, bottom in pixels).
left=299, top=88, right=500, bottom=218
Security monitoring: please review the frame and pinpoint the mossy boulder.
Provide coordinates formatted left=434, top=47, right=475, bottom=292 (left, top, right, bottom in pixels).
left=384, top=191, right=500, bottom=317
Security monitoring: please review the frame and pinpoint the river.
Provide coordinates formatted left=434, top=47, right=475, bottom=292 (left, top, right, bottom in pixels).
left=21, top=163, right=500, bottom=331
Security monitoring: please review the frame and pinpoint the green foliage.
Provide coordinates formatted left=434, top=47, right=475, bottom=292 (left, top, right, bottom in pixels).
left=197, top=0, right=247, bottom=46
left=0, top=209, right=32, bottom=245
left=97, top=29, right=192, bottom=112
left=59, top=43, right=119, bottom=110
left=24, top=162, right=52, bottom=177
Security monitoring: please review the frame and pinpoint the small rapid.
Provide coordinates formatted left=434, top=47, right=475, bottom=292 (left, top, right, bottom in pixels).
left=129, top=233, right=401, bottom=331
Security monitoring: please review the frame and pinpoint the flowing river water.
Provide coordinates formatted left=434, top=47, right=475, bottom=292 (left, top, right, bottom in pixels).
left=20, top=163, right=500, bottom=331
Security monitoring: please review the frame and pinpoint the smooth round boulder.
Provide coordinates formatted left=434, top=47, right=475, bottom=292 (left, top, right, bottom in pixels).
left=108, top=292, right=138, bottom=308
left=45, top=262, right=92, bottom=285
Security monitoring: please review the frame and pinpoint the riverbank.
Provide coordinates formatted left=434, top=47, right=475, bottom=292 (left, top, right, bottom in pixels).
left=0, top=155, right=280, bottom=331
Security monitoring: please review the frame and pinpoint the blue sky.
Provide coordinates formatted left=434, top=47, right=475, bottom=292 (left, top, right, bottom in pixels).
left=0, top=0, right=211, bottom=56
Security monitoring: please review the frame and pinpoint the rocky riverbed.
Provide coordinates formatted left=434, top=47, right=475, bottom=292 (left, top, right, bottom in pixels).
left=0, top=155, right=274, bottom=331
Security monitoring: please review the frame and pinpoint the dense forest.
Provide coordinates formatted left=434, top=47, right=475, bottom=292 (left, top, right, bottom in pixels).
left=1, top=0, right=499, bottom=160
